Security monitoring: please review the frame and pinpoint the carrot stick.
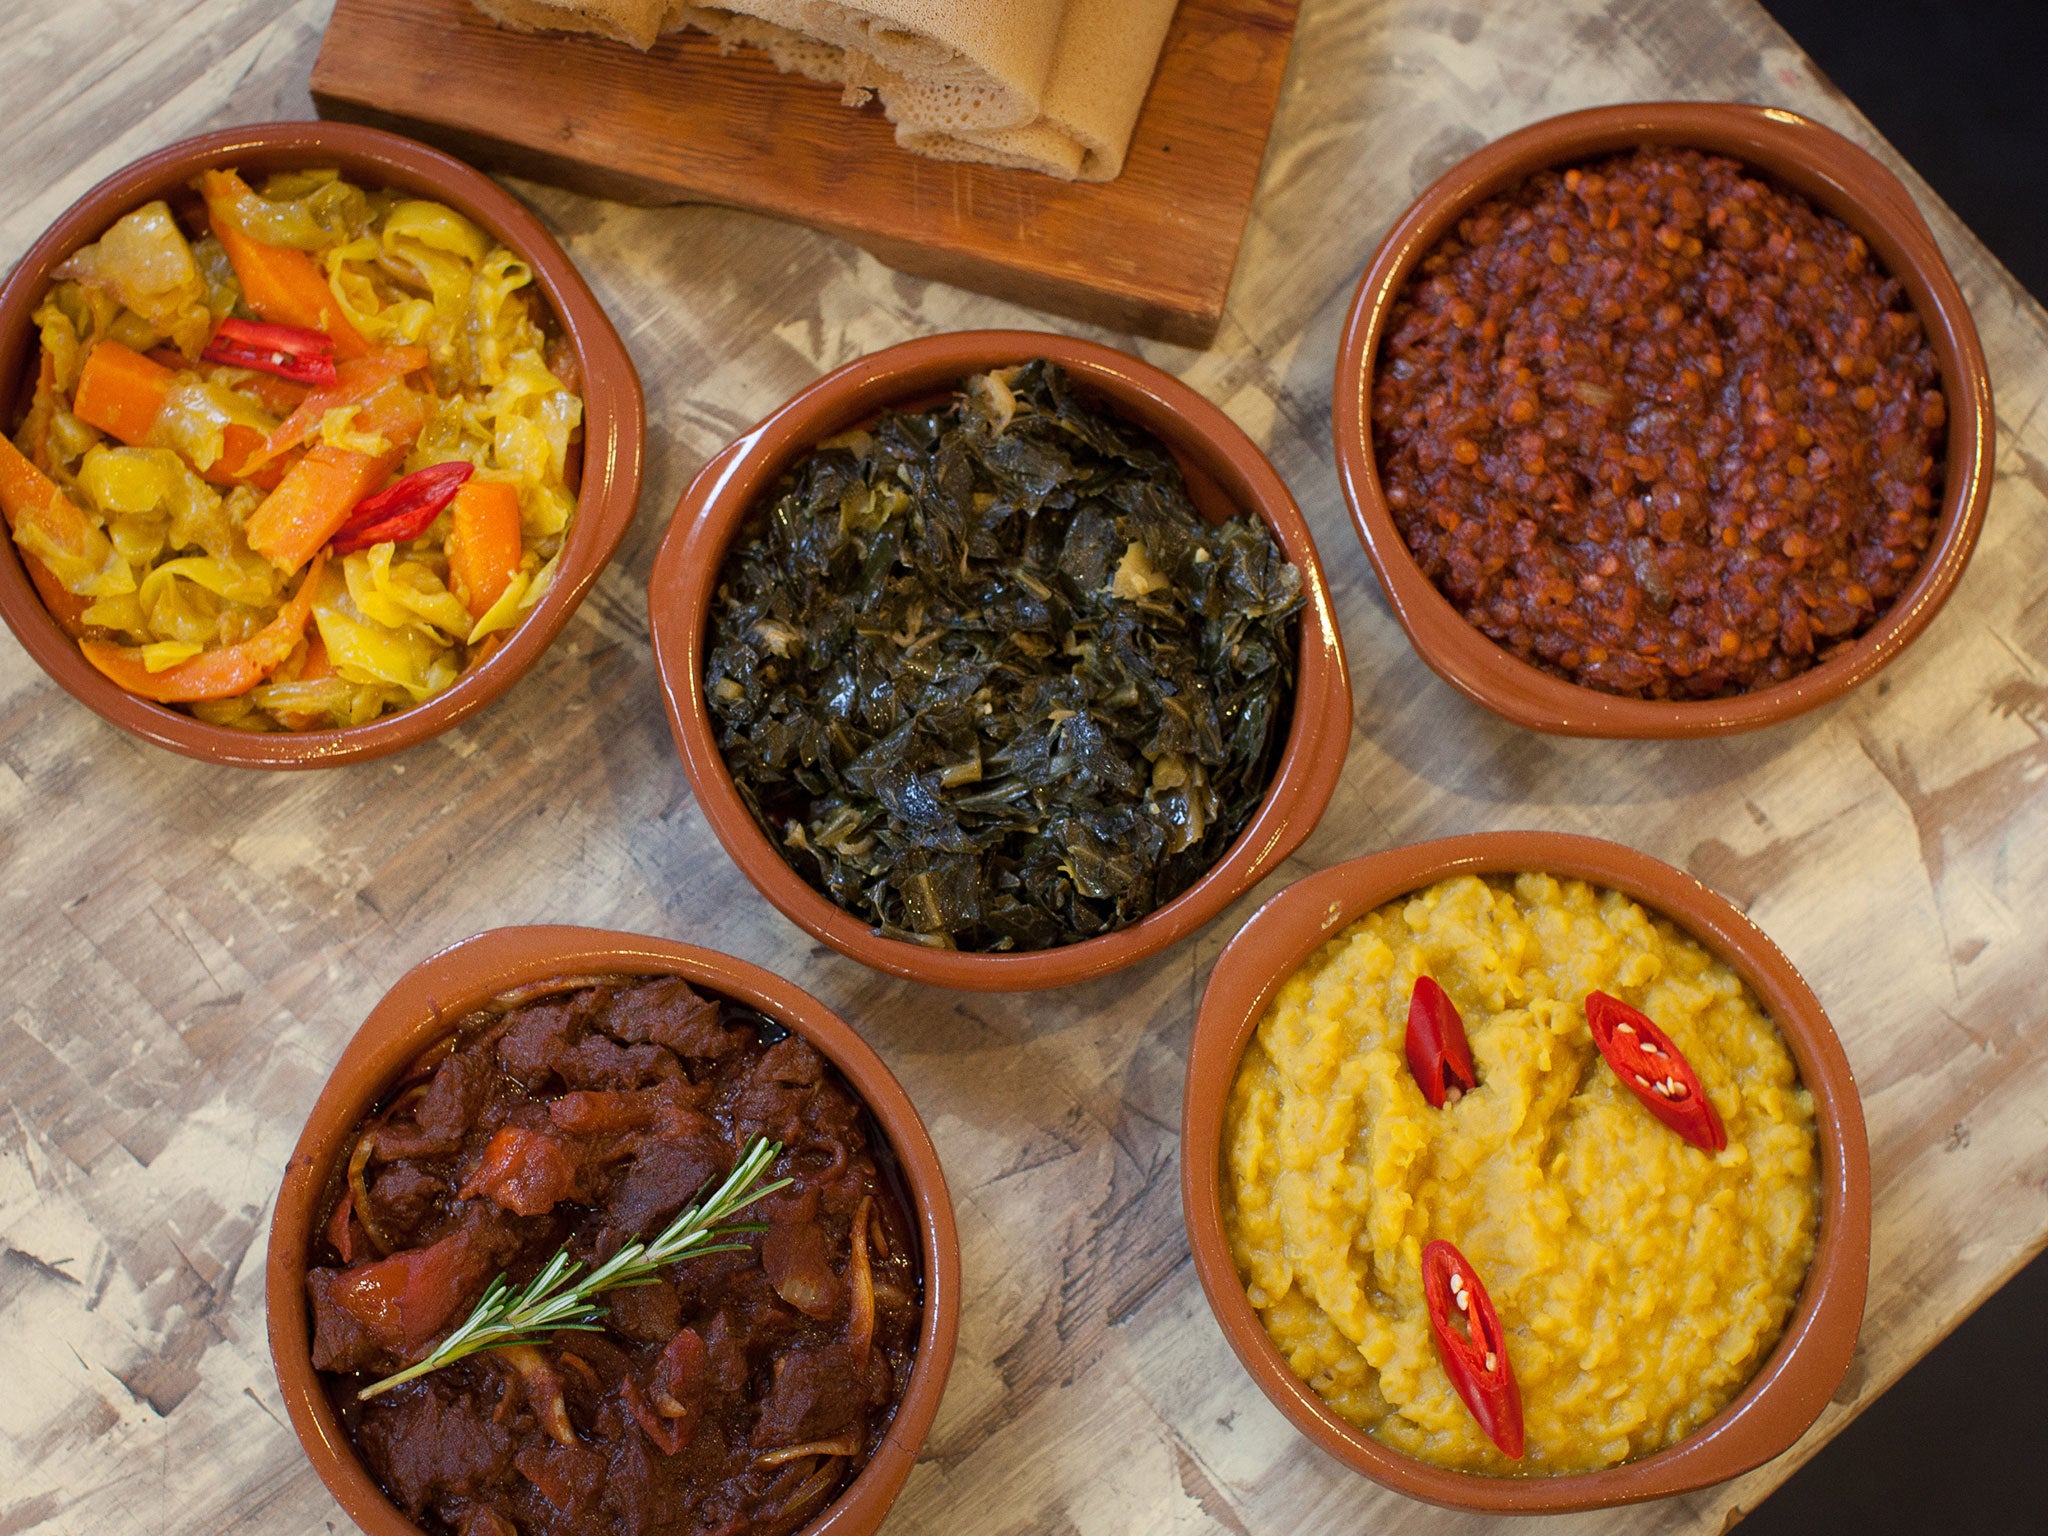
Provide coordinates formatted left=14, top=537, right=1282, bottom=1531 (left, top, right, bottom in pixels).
left=74, top=340, right=174, bottom=443
left=236, top=369, right=310, bottom=418
left=199, top=170, right=368, bottom=360
left=244, top=352, right=427, bottom=574
left=22, top=348, right=61, bottom=474
left=79, top=552, right=326, bottom=703
left=447, top=479, right=523, bottom=618
left=18, top=554, right=94, bottom=637
left=0, top=433, right=110, bottom=636
left=251, top=347, right=429, bottom=466
left=0, top=432, right=111, bottom=575
left=245, top=443, right=404, bottom=575
left=72, top=341, right=287, bottom=489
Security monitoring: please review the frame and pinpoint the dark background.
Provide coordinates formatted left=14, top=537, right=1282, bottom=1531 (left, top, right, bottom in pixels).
left=1739, top=2, right=2047, bottom=1532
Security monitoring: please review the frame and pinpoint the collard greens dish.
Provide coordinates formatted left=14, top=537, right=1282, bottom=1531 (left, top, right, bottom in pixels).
left=706, top=362, right=1305, bottom=953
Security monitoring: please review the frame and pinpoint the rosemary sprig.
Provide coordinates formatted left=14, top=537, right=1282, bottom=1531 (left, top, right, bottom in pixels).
left=356, top=1135, right=790, bottom=1401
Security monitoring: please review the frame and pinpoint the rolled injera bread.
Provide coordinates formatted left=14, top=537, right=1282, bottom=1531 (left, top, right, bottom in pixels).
left=467, top=0, right=1181, bottom=180
left=679, top=1, right=1068, bottom=132
left=891, top=0, right=1181, bottom=180
left=671, top=6, right=853, bottom=91
left=469, top=0, right=685, bottom=51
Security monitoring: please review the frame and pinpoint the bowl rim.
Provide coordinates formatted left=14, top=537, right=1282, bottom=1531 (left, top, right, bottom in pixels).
left=1331, top=100, right=1996, bottom=738
left=264, top=924, right=962, bottom=1536
left=1179, top=831, right=1872, bottom=1512
left=0, top=120, right=645, bottom=768
left=647, top=328, right=1353, bottom=991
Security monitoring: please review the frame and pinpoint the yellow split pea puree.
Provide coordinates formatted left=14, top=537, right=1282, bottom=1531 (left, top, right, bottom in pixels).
left=1222, top=873, right=1820, bottom=1474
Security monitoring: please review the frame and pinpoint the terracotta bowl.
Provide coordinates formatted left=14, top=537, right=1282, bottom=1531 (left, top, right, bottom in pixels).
left=267, top=925, right=960, bottom=1536
left=648, top=329, right=1352, bottom=991
left=1333, top=102, right=1995, bottom=737
left=1180, top=831, right=1871, bottom=1512
left=0, top=121, right=644, bottom=768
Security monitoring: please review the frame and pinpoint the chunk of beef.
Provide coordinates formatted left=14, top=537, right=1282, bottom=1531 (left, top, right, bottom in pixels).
left=602, top=1132, right=730, bottom=1242
left=728, top=1040, right=827, bottom=1147
left=605, top=1276, right=681, bottom=1344
left=701, top=1309, right=748, bottom=1395
left=603, top=977, right=749, bottom=1060
left=307, top=1266, right=383, bottom=1374
left=365, top=1163, right=448, bottom=1245
left=373, top=1051, right=493, bottom=1160
left=355, top=1376, right=511, bottom=1516
left=757, top=1037, right=824, bottom=1087
left=417, top=1052, right=493, bottom=1143
left=496, top=991, right=604, bottom=1088
left=513, top=1438, right=606, bottom=1517
left=553, top=1035, right=681, bottom=1091
left=750, top=1343, right=865, bottom=1447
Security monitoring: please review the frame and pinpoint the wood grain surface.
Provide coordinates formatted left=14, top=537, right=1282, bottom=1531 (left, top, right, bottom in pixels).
left=309, top=0, right=1298, bottom=346
left=4, top=1, right=2047, bottom=1533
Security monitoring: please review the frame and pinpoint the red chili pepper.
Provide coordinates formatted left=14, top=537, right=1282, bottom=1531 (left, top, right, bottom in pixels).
left=1422, top=1239, right=1523, bottom=1459
left=329, top=461, right=475, bottom=555
left=1584, top=990, right=1728, bottom=1153
left=200, top=318, right=339, bottom=386
left=1405, top=975, right=1478, bottom=1108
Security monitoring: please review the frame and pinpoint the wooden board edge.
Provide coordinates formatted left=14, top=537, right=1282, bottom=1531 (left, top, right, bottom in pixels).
left=309, top=41, right=1232, bottom=346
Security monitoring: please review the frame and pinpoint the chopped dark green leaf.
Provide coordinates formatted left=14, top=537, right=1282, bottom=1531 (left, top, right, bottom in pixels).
left=705, top=361, right=1305, bottom=953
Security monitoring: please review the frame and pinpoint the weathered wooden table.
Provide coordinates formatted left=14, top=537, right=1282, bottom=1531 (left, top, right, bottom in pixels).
left=4, top=2, right=2045, bottom=1532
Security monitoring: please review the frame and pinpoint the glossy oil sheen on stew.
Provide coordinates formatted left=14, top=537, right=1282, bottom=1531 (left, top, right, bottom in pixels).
left=309, top=976, right=920, bottom=1536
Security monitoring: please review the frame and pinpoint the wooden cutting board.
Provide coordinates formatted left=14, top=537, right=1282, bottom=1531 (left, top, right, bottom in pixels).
left=310, top=0, right=1298, bottom=346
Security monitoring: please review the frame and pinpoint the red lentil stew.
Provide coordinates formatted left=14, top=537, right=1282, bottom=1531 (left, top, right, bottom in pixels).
left=1372, top=146, right=1946, bottom=699
left=310, top=973, right=921, bottom=1536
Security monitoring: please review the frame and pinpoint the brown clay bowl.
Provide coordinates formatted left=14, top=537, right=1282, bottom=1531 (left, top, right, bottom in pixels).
left=1181, top=831, right=1871, bottom=1512
left=648, top=329, right=1352, bottom=992
left=266, top=925, right=961, bottom=1536
left=0, top=121, right=644, bottom=768
left=1333, top=101, right=1995, bottom=737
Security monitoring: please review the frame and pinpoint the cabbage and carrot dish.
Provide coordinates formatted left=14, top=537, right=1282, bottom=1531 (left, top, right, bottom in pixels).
left=2, top=166, right=583, bottom=730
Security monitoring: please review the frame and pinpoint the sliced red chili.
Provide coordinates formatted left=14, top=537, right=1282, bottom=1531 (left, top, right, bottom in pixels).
left=200, top=318, right=339, bottom=386
left=1584, top=990, right=1728, bottom=1153
left=329, top=461, right=474, bottom=555
left=1405, top=975, right=1478, bottom=1108
left=1421, top=1239, right=1523, bottom=1459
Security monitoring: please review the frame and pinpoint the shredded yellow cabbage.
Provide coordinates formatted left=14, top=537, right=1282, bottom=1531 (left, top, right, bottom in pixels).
left=467, top=562, right=534, bottom=644
left=137, top=553, right=278, bottom=613
left=17, top=167, right=582, bottom=730
left=141, top=640, right=204, bottom=672
left=318, top=406, right=393, bottom=458
left=78, top=445, right=239, bottom=558
left=342, top=542, right=472, bottom=639
left=51, top=202, right=214, bottom=356
left=153, top=377, right=272, bottom=473
left=80, top=593, right=146, bottom=637
left=211, top=169, right=374, bottom=251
